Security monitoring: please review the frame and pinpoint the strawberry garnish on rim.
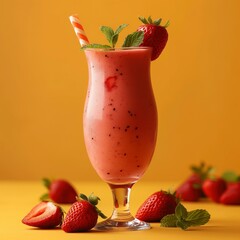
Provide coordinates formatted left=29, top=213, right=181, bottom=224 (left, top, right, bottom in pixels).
left=137, top=16, right=169, bottom=61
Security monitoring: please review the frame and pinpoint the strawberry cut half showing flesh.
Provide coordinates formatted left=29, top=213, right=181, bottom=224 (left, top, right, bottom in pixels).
left=22, top=201, right=63, bottom=228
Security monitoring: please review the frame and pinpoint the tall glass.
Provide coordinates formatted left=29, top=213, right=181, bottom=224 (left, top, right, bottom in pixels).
left=83, top=47, right=158, bottom=231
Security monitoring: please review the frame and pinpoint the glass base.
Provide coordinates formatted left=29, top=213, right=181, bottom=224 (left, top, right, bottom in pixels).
left=94, top=218, right=151, bottom=231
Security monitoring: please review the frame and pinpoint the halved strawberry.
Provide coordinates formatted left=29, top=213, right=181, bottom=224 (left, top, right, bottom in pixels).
left=22, top=201, right=63, bottom=228
left=137, top=16, right=169, bottom=61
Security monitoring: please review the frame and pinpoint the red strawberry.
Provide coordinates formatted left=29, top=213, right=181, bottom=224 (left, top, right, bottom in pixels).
left=202, top=177, right=227, bottom=203
left=220, top=182, right=240, bottom=205
left=175, top=162, right=212, bottom=201
left=41, top=178, right=78, bottom=204
left=137, top=16, right=169, bottom=61
left=22, top=201, right=63, bottom=228
left=135, top=191, right=178, bottom=222
left=62, top=193, right=107, bottom=232
left=176, top=181, right=202, bottom=202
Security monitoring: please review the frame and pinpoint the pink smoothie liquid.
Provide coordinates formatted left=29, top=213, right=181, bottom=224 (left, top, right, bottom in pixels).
left=83, top=47, right=157, bottom=185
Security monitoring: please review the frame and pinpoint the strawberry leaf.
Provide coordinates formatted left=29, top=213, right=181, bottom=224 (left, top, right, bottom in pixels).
left=190, top=162, right=213, bottom=180
left=79, top=193, right=88, bottom=201
left=95, top=207, right=107, bottom=219
left=138, top=16, right=148, bottom=24
left=164, top=20, right=170, bottom=28
left=42, top=178, right=51, bottom=189
left=148, top=16, right=153, bottom=24
left=40, top=193, right=49, bottom=201
left=153, top=18, right=162, bottom=26
left=88, top=193, right=100, bottom=205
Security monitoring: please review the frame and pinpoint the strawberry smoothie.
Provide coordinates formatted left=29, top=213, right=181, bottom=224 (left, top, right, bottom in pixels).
left=83, top=47, right=157, bottom=185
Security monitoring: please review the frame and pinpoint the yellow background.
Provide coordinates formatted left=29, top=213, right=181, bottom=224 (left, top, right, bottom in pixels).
left=0, top=0, right=240, bottom=181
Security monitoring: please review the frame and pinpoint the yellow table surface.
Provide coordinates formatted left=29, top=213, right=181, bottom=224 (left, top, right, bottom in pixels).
left=1, top=180, right=240, bottom=240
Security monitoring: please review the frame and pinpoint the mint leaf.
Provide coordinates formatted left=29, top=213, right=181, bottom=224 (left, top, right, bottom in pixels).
left=186, top=209, right=211, bottom=226
left=111, top=24, right=128, bottom=48
left=100, top=26, right=114, bottom=44
left=176, top=219, right=191, bottom=230
left=161, top=203, right=211, bottom=230
left=115, top=24, right=128, bottom=35
left=81, top=44, right=111, bottom=49
left=161, top=214, right=177, bottom=227
left=122, top=31, right=144, bottom=47
left=111, top=34, right=119, bottom=48
left=175, top=203, right=188, bottom=220
left=100, top=24, right=128, bottom=48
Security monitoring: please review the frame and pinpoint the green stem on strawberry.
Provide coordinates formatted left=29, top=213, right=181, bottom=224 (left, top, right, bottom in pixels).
left=138, top=16, right=170, bottom=28
left=190, top=162, right=213, bottom=181
left=40, top=193, right=50, bottom=201
left=42, top=178, right=51, bottom=189
left=79, top=193, right=107, bottom=219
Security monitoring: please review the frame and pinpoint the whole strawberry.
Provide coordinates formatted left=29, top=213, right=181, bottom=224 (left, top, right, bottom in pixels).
left=135, top=191, right=178, bottom=222
left=41, top=178, right=78, bottom=204
left=202, top=177, right=227, bottom=203
left=220, top=182, right=240, bottom=205
left=137, top=16, right=169, bottom=60
left=176, top=181, right=202, bottom=202
left=62, top=193, right=107, bottom=232
left=176, top=162, right=212, bottom=201
left=22, top=201, right=63, bottom=228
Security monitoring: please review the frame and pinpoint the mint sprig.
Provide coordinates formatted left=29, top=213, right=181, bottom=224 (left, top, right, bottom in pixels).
left=82, top=23, right=144, bottom=49
left=100, top=24, right=128, bottom=48
left=161, top=203, right=210, bottom=230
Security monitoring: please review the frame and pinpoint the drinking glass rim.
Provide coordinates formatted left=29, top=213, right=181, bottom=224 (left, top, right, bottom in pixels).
left=83, top=46, right=152, bottom=52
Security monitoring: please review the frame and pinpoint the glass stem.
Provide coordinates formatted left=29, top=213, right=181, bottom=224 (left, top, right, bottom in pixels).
left=108, top=184, right=135, bottom=222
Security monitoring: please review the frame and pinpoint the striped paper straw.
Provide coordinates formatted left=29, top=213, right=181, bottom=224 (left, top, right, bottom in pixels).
left=69, top=15, right=90, bottom=47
